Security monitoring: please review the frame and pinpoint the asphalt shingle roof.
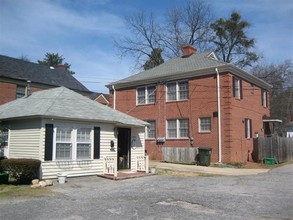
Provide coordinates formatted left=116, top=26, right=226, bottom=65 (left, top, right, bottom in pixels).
left=107, top=51, right=271, bottom=90
left=0, top=87, right=148, bottom=127
left=109, top=52, right=226, bottom=86
left=0, top=55, right=90, bottom=93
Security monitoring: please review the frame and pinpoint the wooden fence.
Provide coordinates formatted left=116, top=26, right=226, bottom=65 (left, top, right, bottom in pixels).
left=162, top=147, right=198, bottom=163
left=253, top=136, right=293, bottom=163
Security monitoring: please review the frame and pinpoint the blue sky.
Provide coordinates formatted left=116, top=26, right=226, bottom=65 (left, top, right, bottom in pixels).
left=1, top=0, right=292, bottom=93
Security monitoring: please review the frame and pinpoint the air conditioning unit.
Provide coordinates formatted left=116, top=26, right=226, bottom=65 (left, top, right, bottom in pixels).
left=156, top=137, right=165, bottom=144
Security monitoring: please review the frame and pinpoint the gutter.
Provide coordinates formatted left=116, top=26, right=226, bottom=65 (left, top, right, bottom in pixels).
left=112, top=85, right=116, bottom=110
left=216, top=68, right=222, bottom=164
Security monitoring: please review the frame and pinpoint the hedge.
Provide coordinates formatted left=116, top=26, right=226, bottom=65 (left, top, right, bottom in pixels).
left=1, top=158, right=41, bottom=184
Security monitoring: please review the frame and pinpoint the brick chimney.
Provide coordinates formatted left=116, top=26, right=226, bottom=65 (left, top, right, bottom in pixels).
left=182, top=45, right=197, bottom=57
left=56, top=64, right=68, bottom=70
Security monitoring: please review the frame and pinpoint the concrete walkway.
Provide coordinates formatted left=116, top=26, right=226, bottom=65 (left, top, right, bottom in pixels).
left=150, top=161, right=270, bottom=176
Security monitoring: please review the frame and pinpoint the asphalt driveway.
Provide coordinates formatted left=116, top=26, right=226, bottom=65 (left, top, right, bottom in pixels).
left=0, top=164, right=292, bottom=220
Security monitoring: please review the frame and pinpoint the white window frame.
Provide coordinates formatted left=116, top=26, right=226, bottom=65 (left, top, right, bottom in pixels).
left=199, top=117, right=211, bottom=133
left=136, top=85, right=156, bottom=105
left=245, top=118, right=252, bottom=139
left=53, top=124, right=93, bottom=161
left=76, top=128, right=92, bottom=159
left=262, top=90, right=267, bottom=107
left=234, top=78, right=241, bottom=99
left=166, top=81, right=189, bottom=101
left=146, top=121, right=156, bottom=139
left=166, top=119, right=189, bottom=139
left=16, top=85, right=26, bottom=99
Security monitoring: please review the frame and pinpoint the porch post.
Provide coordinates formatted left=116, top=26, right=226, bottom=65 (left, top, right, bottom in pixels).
left=145, top=155, right=149, bottom=173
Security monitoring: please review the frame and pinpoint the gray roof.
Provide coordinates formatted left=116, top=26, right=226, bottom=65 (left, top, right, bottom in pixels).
left=0, top=87, right=148, bottom=127
left=0, top=55, right=90, bottom=93
left=107, top=51, right=271, bottom=90
left=89, top=92, right=109, bottom=101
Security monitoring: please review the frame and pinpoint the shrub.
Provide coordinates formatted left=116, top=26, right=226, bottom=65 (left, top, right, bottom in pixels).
left=0, top=156, right=7, bottom=173
left=1, top=158, right=41, bottom=184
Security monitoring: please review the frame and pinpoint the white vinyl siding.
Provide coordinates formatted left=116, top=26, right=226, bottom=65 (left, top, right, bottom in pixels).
left=166, top=81, right=189, bottom=101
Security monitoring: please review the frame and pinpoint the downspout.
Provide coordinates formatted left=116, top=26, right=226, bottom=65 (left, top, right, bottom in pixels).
left=216, top=68, right=222, bottom=164
left=112, top=85, right=116, bottom=110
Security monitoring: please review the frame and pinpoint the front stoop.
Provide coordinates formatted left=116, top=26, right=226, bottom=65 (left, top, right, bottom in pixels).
left=97, top=171, right=154, bottom=180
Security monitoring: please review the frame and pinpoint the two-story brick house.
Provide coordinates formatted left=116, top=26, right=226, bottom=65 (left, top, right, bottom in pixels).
left=0, top=54, right=91, bottom=105
left=107, top=45, right=271, bottom=163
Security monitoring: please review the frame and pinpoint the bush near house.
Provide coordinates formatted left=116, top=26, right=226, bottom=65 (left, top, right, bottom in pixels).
left=0, top=158, right=41, bottom=184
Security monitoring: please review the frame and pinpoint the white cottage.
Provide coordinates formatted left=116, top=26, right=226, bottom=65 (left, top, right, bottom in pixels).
left=0, top=87, right=149, bottom=179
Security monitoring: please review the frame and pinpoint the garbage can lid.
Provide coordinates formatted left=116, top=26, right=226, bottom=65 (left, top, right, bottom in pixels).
left=198, top=147, right=212, bottom=151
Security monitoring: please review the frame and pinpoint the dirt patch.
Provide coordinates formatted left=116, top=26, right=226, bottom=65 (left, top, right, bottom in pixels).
left=157, top=199, right=216, bottom=214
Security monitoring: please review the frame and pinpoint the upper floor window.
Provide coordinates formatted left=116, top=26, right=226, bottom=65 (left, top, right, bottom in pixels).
left=199, top=117, right=211, bottom=133
left=166, top=119, right=189, bottom=139
left=146, top=121, right=156, bottom=139
left=166, top=81, right=188, bottom=101
left=232, top=77, right=243, bottom=99
left=261, top=90, right=268, bottom=107
left=137, top=86, right=156, bottom=105
left=16, top=85, right=26, bottom=98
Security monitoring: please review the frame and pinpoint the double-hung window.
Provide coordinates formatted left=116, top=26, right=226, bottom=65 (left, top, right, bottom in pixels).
left=166, top=81, right=188, bottom=101
left=1, top=127, right=9, bottom=147
left=167, top=119, right=189, bottom=138
left=261, top=90, right=268, bottom=107
left=146, top=121, right=156, bottom=139
left=77, top=128, right=91, bottom=159
left=199, top=117, right=211, bottom=133
left=137, top=86, right=156, bottom=105
left=245, top=118, right=252, bottom=139
left=56, top=127, right=72, bottom=160
left=16, top=85, right=26, bottom=98
left=233, top=77, right=242, bottom=99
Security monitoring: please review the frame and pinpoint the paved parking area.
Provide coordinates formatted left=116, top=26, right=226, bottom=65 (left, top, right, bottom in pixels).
left=0, top=164, right=292, bottom=220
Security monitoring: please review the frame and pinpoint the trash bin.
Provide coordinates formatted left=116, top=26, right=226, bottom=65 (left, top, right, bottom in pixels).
left=198, top=147, right=212, bottom=166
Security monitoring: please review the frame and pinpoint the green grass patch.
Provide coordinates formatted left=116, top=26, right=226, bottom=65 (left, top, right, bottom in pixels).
left=0, top=184, right=53, bottom=199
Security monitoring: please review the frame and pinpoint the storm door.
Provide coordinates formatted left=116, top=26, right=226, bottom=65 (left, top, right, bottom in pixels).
left=117, top=128, right=131, bottom=169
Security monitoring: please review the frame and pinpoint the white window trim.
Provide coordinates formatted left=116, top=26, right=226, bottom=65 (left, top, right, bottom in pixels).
left=166, top=119, right=189, bottom=139
left=166, top=81, right=188, bottom=102
left=234, top=78, right=241, bottom=99
left=262, top=90, right=267, bottom=108
left=198, top=117, right=211, bottom=133
left=136, top=85, right=156, bottom=105
left=52, top=124, right=94, bottom=161
left=146, top=121, right=156, bottom=139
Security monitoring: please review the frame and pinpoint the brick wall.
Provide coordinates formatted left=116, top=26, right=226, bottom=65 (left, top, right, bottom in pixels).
left=0, top=81, right=45, bottom=105
left=109, top=72, right=270, bottom=162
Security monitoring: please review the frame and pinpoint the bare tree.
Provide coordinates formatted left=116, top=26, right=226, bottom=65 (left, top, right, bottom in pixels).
left=114, top=0, right=213, bottom=69
left=114, top=11, right=162, bottom=69
left=163, top=0, right=213, bottom=58
left=252, top=60, right=293, bottom=125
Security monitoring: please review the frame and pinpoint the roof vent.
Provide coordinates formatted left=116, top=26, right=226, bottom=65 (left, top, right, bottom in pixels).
left=182, top=45, right=197, bottom=57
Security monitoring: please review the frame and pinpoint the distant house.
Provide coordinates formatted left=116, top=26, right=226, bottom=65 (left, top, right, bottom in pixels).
left=90, top=92, right=109, bottom=105
left=0, top=55, right=91, bottom=105
left=285, top=121, right=293, bottom=137
left=107, top=45, right=272, bottom=163
left=0, top=87, right=148, bottom=179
